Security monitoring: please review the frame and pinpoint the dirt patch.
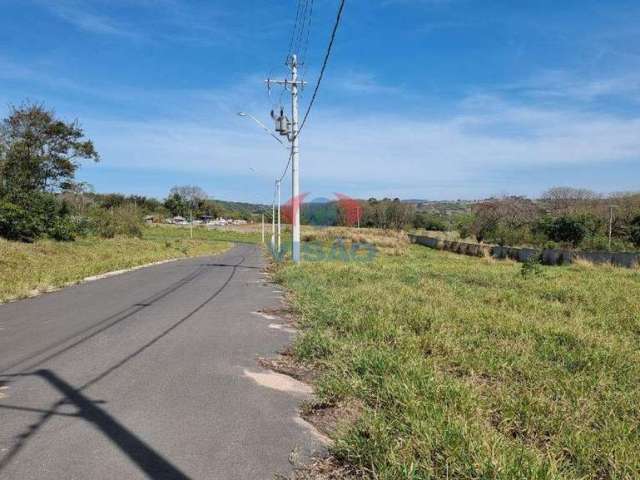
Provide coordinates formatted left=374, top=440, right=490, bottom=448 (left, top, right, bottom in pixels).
left=259, top=349, right=316, bottom=385
left=301, top=400, right=364, bottom=440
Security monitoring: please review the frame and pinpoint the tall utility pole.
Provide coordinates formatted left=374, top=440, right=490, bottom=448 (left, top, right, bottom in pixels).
left=290, top=55, right=301, bottom=263
left=266, top=54, right=305, bottom=263
left=276, top=179, right=282, bottom=253
left=271, top=197, right=276, bottom=251
left=608, top=205, right=617, bottom=250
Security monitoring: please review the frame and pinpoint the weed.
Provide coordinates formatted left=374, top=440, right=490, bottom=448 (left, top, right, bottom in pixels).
left=521, top=255, right=544, bottom=278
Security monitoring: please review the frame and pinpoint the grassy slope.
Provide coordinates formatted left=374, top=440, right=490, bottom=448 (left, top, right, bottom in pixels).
left=276, top=245, right=640, bottom=479
left=0, top=233, right=232, bottom=303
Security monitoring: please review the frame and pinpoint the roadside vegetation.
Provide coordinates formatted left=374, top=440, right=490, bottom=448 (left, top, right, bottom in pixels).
left=276, top=244, right=640, bottom=479
left=0, top=235, right=230, bottom=303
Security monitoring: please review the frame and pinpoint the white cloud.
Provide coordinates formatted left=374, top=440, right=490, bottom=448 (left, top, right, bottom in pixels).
left=497, top=70, right=640, bottom=103
left=335, top=71, right=404, bottom=95
left=81, top=91, right=640, bottom=198
left=40, top=1, right=141, bottom=39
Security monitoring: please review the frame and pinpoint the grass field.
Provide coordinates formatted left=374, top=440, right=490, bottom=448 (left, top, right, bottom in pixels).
left=0, top=233, right=231, bottom=303
left=275, top=244, right=640, bottom=479
left=143, top=224, right=262, bottom=244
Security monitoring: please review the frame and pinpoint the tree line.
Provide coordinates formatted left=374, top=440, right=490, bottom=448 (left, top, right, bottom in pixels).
left=0, top=103, right=257, bottom=243
left=455, top=188, right=640, bottom=251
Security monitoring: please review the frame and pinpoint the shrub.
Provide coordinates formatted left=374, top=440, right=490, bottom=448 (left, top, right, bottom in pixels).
left=544, top=216, right=587, bottom=247
left=48, top=216, right=77, bottom=241
left=0, top=200, right=35, bottom=241
left=88, top=205, right=143, bottom=238
left=413, top=212, right=447, bottom=231
left=0, top=192, right=59, bottom=242
left=521, top=256, right=544, bottom=278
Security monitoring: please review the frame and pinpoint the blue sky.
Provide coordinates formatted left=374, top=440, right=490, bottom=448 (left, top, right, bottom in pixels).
left=1, top=0, right=639, bottom=203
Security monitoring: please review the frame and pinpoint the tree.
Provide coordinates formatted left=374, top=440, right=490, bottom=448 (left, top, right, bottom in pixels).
left=414, top=212, right=447, bottom=231
left=541, top=187, right=599, bottom=215
left=0, top=103, right=99, bottom=196
left=164, top=193, right=188, bottom=217
left=544, top=216, right=588, bottom=247
left=63, top=181, right=94, bottom=214
left=0, top=103, right=99, bottom=242
left=167, top=185, right=208, bottom=218
left=471, top=196, right=539, bottom=244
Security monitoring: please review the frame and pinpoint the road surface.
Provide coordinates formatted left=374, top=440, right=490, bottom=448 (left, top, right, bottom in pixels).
left=0, top=244, right=323, bottom=479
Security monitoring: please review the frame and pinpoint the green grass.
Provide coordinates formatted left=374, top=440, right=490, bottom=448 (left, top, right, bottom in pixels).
left=275, top=246, right=640, bottom=479
left=0, top=235, right=231, bottom=303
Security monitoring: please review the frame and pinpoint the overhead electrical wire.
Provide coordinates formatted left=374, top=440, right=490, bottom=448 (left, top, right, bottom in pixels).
left=300, top=0, right=315, bottom=76
left=277, top=0, right=345, bottom=183
left=297, top=0, right=345, bottom=136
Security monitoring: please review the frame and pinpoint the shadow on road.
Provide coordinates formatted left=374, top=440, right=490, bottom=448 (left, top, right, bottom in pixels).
left=0, top=370, right=191, bottom=479
left=0, top=252, right=250, bottom=478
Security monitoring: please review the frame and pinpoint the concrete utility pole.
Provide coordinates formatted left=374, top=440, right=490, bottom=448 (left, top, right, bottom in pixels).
left=271, top=198, right=276, bottom=251
left=608, top=205, right=617, bottom=250
left=266, top=54, right=306, bottom=264
left=290, top=55, right=301, bottom=263
left=276, top=179, right=282, bottom=253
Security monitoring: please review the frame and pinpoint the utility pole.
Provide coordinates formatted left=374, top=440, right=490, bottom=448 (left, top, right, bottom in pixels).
left=261, top=213, right=265, bottom=244
left=290, top=55, right=301, bottom=263
left=608, top=205, right=617, bottom=250
left=266, top=54, right=306, bottom=263
left=271, top=197, right=276, bottom=251
left=276, top=179, right=282, bottom=253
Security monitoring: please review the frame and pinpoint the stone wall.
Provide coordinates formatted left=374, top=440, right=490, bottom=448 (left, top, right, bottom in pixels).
left=409, top=235, right=640, bottom=269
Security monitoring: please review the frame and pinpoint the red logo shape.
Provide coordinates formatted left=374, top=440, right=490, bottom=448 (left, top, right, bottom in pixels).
left=335, top=193, right=362, bottom=227
left=282, top=192, right=310, bottom=224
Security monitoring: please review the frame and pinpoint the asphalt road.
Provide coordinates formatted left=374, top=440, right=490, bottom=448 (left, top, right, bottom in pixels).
left=0, top=244, right=323, bottom=479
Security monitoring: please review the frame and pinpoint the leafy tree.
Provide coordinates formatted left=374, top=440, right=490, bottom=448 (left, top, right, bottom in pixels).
left=164, top=193, right=188, bottom=217
left=471, top=196, right=539, bottom=244
left=413, top=212, right=447, bottom=231
left=0, top=103, right=99, bottom=195
left=166, top=185, right=208, bottom=218
left=544, top=216, right=588, bottom=247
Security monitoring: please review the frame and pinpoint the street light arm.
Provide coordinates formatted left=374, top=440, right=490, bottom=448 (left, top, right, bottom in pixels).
left=237, top=112, right=288, bottom=149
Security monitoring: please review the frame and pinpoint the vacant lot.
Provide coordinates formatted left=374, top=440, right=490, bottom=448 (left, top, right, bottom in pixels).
left=143, top=224, right=262, bottom=244
left=0, top=235, right=230, bottom=303
left=276, top=245, right=640, bottom=479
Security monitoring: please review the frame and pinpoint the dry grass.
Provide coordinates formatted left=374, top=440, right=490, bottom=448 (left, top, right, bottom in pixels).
left=301, top=227, right=409, bottom=255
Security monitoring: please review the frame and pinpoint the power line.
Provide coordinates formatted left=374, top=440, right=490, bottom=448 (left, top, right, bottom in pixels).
left=278, top=0, right=345, bottom=182
left=297, top=0, right=345, bottom=136
left=300, top=0, right=315, bottom=72
left=278, top=150, right=293, bottom=183
left=294, top=0, right=311, bottom=59
left=286, top=0, right=305, bottom=64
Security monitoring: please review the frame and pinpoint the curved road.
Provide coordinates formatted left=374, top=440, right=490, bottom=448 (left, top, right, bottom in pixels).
left=0, top=244, right=322, bottom=479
